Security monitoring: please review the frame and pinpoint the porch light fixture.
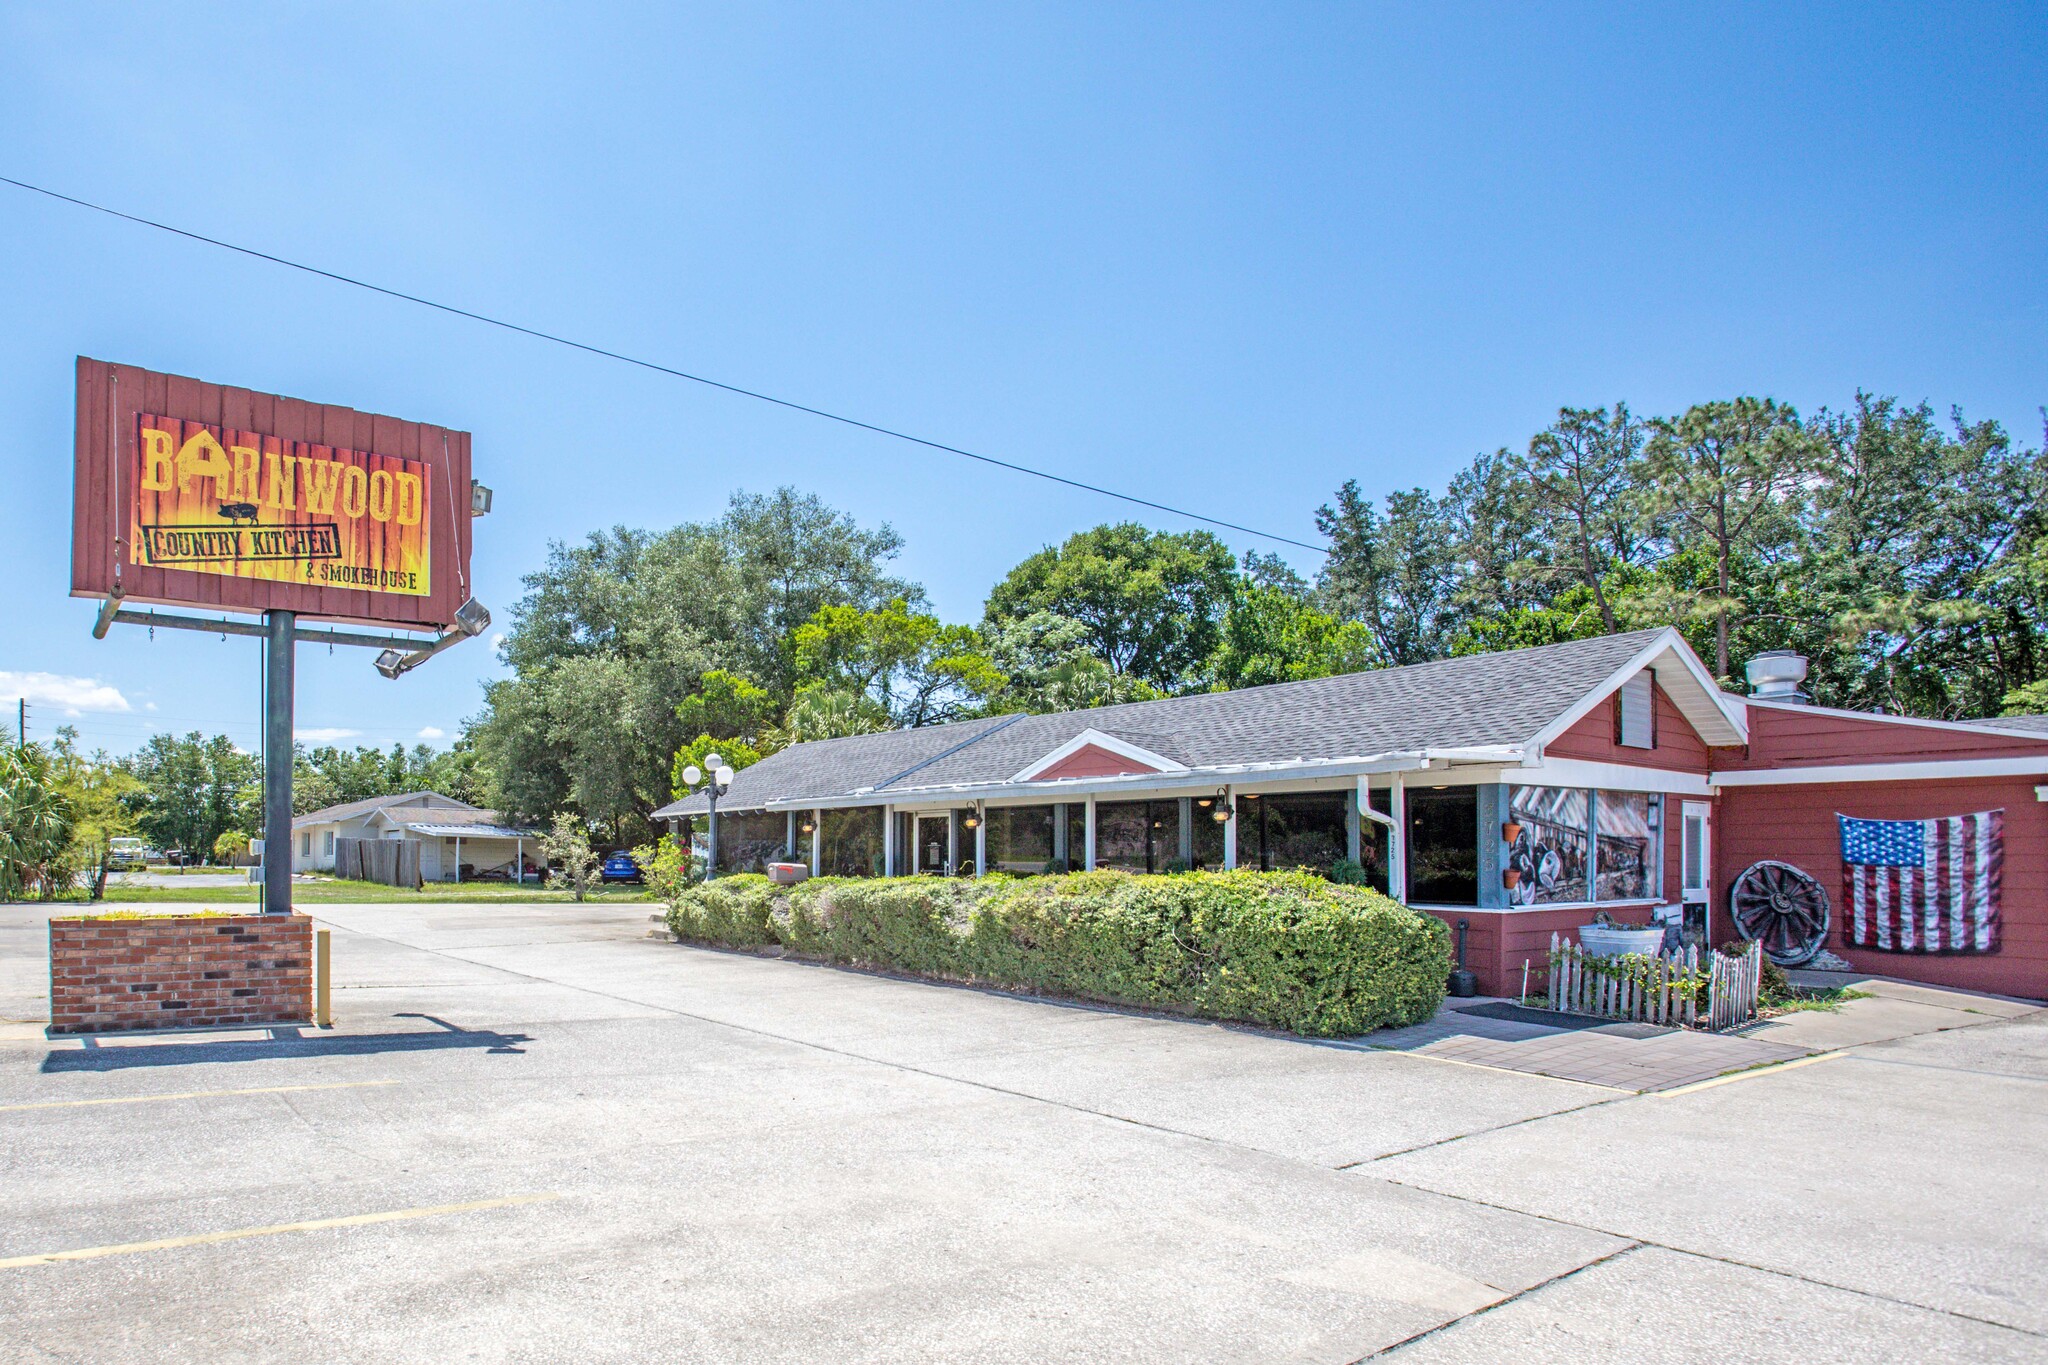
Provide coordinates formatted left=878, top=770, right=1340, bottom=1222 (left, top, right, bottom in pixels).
left=800, top=818, right=815, bottom=835
left=963, top=807, right=981, bottom=830
left=1211, top=789, right=1233, bottom=824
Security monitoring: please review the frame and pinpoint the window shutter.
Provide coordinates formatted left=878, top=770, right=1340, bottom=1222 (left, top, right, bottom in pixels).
left=1618, top=672, right=1654, bottom=749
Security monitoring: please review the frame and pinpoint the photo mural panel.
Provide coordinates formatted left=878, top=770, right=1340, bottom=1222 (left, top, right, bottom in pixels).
left=1595, top=791, right=1658, bottom=901
left=1506, top=786, right=1590, bottom=905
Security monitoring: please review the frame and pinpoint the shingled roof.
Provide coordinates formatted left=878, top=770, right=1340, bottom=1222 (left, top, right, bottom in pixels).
left=656, top=627, right=1739, bottom=818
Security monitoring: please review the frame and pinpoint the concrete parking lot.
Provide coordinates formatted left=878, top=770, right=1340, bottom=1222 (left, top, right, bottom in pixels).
left=1, top=901, right=2043, bottom=1363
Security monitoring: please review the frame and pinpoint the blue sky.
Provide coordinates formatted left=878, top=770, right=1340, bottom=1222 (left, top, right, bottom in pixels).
left=2, top=2, right=2042, bottom=758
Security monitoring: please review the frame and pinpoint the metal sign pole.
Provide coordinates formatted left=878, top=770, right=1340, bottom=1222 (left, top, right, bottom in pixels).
left=263, top=610, right=295, bottom=915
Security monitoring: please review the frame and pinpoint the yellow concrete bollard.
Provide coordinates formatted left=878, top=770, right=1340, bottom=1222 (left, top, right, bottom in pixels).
left=316, top=928, right=332, bottom=1029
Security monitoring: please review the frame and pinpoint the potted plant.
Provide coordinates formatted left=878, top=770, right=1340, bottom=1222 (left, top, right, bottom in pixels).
left=1577, top=909, right=1665, bottom=958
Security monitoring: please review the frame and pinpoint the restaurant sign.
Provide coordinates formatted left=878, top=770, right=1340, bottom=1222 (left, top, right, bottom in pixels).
left=132, top=412, right=431, bottom=597
left=72, top=357, right=473, bottom=631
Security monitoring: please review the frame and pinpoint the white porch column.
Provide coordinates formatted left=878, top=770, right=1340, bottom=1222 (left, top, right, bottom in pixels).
left=882, top=806, right=896, bottom=877
left=947, top=811, right=959, bottom=876
left=1390, top=772, right=1408, bottom=903
left=454, top=836, right=462, bottom=883
left=786, top=811, right=797, bottom=860
left=1083, top=797, right=1096, bottom=870
left=515, top=837, right=523, bottom=884
left=1222, top=792, right=1237, bottom=870
left=810, top=809, right=822, bottom=877
left=974, top=818, right=986, bottom=877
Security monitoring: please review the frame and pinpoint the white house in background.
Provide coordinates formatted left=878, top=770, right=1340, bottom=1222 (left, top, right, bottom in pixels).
left=290, top=791, right=543, bottom=883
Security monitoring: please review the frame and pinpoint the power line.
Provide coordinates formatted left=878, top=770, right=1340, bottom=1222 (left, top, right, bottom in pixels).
left=2, top=174, right=1329, bottom=556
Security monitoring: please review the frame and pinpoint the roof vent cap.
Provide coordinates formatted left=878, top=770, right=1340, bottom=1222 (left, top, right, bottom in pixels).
left=1746, top=650, right=1809, bottom=703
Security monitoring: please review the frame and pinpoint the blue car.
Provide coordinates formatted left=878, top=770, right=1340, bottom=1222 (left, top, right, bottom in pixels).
left=599, top=851, right=643, bottom=884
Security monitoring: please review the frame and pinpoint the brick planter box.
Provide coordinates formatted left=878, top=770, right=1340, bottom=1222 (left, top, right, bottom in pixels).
left=49, top=913, right=314, bottom=1034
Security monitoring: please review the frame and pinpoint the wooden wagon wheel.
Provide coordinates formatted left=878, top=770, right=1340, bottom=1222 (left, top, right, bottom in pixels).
left=1729, top=859, right=1831, bottom=966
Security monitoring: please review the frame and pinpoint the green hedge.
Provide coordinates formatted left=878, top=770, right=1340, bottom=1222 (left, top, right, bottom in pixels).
left=665, top=869, right=1450, bottom=1036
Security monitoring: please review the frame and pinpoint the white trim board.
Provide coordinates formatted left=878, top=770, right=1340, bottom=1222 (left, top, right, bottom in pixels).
left=1710, top=755, right=2048, bottom=787
left=1745, top=695, right=2048, bottom=742
left=1510, top=759, right=1715, bottom=797
left=1411, top=897, right=1665, bottom=916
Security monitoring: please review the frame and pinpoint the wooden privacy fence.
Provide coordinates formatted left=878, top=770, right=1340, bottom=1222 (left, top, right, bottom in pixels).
left=1546, top=934, right=1763, bottom=1030
left=335, top=837, right=421, bottom=889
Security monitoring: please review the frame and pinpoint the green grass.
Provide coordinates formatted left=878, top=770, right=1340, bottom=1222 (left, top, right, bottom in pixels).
left=44, top=877, right=653, bottom=906
left=1760, top=985, right=1871, bottom=1016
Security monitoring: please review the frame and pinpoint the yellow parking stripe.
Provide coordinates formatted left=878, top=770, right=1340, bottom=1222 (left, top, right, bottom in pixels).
left=1655, top=1051, right=1846, bottom=1097
left=0, top=1193, right=560, bottom=1269
left=0, top=1080, right=397, bottom=1113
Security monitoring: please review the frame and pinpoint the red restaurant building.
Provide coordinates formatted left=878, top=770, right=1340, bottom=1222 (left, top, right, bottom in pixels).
left=655, top=627, right=2048, bottom=1002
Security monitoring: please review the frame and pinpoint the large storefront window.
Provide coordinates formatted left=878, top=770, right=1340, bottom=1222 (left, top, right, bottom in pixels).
left=1407, top=787, right=1479, bottom=905
left=1506, top=787, right=1590, bottom=905
left=714, top=810, right=789, bottom=876
left=985, top=805, right=1055, bottom=874
left=1358, top=789, right=1392, bottom=894
left=1595, top=791, right=1658, bottom=901
left=1094, top=800, right=1180, bottom=872
left=819, top=807, right=884, bottom=878
left=1241, top=792, right=1348, bottom=873
left=1504, top=787, right=1662, bottom=905
left=1064, top=804, right=1086, bottom=872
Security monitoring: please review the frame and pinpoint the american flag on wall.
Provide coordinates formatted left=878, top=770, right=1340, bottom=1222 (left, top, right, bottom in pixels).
left=1836, top=810, right=2003, bottom=954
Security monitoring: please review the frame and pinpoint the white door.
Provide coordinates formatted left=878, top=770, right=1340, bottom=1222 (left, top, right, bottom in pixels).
left=1680, top=801, right=1711, bottom=943
left=419, top=839, right=442, bottom=882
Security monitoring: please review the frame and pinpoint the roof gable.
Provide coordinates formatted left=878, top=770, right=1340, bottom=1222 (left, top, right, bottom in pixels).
left=293, top=790, right=480, bottom=828
left=1530, top=629, right=1748, bottom=752
left=1012, top=729, right=1188, bottom=782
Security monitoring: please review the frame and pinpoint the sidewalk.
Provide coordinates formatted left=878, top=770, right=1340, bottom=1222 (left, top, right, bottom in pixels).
left=1361, top=979, right=2042, bottom=1093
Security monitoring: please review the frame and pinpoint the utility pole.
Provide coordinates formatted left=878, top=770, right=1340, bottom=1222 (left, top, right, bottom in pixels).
left=17, top=698, right=25, bottom=747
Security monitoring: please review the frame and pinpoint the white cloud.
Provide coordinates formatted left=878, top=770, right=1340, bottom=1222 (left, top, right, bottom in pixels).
left=0, top=671, right=132, bottom=717
left=491, top=633, right=508, bottom=651
left=144, top=701, right=159, bottom=712
left=297, top=727, right=361, bottom=743
left=416, top=726, right=446, bottom=741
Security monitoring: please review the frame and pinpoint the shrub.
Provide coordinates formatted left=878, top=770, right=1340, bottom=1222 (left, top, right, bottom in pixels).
left=631, top=834, right=697, bottom=904
left=664, top=868, right=1450, bottom=1036
left=1327, top=857, right=1370, bottom=886
left=666, top=873, right=780, bottom=947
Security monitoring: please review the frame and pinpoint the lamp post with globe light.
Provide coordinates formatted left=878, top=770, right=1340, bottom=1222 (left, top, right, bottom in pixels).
left=677, top=753, right=736, bottom=880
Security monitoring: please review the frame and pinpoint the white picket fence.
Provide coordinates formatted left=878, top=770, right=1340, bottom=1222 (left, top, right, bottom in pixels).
left=1546, top=933, right=1763, bottom=1031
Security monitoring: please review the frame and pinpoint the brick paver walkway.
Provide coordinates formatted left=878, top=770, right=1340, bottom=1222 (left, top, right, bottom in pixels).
left=1359, top=1000, right=1815, bottom=1091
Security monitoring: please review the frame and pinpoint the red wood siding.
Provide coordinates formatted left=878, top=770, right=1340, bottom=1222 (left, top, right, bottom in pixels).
left=1722, top=704, right=2048, bottom=770
left=1416, top=906, right=1642, bottom=998
left=1718, top=777, right=2047, bottom=999
left=1032, top=744, right=1167, bottom=781
left=1546, top=679, right=1713, bottom=774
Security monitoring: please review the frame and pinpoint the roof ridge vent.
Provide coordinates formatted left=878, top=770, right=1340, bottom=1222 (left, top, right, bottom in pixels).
left=1746, top=650, right=1809, bottom=703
